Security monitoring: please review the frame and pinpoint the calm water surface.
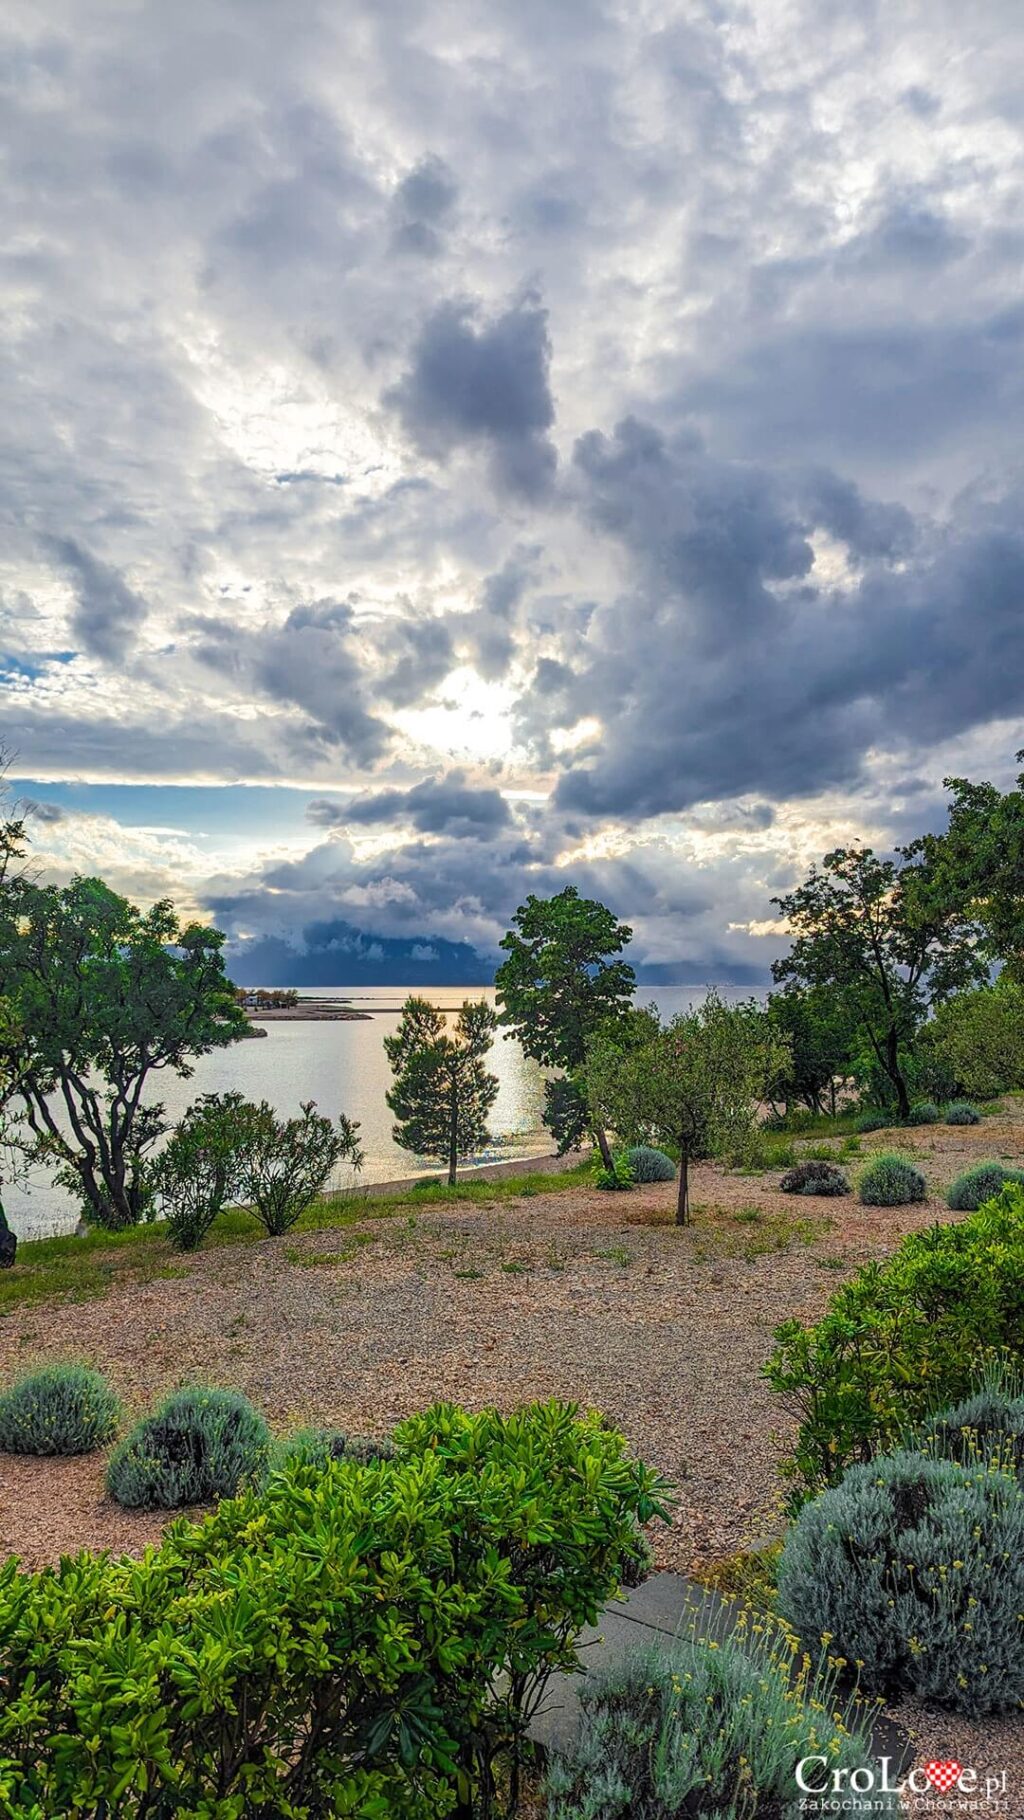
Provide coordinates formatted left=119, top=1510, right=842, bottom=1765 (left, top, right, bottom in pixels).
left=6, top=984, right=746, bottom=1238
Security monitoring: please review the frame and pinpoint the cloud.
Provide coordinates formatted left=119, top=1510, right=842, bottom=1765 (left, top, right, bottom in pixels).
left=310, top=770, right=512, bottom=837
left=46, top=538, right=149, bottom=662
left=386, top=298, right=557, bottom=498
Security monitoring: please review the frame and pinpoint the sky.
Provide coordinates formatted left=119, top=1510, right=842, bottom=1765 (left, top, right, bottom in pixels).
left=4, top=0, right=1024, bottom=984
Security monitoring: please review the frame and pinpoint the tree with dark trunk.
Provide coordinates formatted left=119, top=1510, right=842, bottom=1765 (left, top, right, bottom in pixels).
left=495, top=887, right=635, bottom=1169
left=771, top=847, right=984, bottom=1120
left=385, top=996, right=499, bottom=1186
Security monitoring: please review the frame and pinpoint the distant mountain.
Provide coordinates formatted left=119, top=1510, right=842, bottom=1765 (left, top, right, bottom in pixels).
left=226, top=917, right=496, bottom=987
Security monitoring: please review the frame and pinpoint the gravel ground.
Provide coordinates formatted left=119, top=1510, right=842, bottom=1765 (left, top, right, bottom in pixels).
left=1, top=1115, right=1022, bottom=1807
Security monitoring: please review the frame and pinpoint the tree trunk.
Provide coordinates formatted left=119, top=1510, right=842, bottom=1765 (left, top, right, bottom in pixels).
left=595, top=1125, right=614, bottom=1172
left=0, top=1196, right=15, bottom=1268
left=885, top=1027, right=910, bottom=1119
left=675, top=1143, right=690, bottom=1226
left=448, top=1094, right=459, bottom=1187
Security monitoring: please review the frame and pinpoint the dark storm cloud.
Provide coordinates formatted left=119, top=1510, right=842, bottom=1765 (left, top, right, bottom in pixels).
left=46, top=538, right=148, bottom=662
left=386, top=298, right=557, bottom=498
left=391, top=154, right=458, bottom=258
left=310, top=771, right=512, bottom=837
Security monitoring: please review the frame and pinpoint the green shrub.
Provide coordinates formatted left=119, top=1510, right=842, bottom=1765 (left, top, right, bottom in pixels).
left=766, top=1186, right=1024, bottom=1496
left=858, top=1150, right=926, bottom=1206
left=918, top=1386, right=1024, bottom=1482
left=777, top=1449, right=1024, bottom=1715
left=623, top=1144, right=675, bottom=1183
left=153, top=1091, right=254, bottom=1250
left=238, top=1098, right=364, bottom=1235
left=947, top=1160, right=1024, bottom=1211
left=106, top=1386, right=270, bottom=1508
left=545, top=1629, right=891, bottom=1819
left=854, top=1110, right=888, bottom=1133
left=0, top=1364, right=120, bottom=1456
left=594, top=1152, right=633, bottom=1190
left=944, top=1100, right=981, bottom=1125
left=269, top=1424, right=396, bottom=1474
left=905, top=1099, right=940, bottom=1126
left=0, top=1401, right=669, bottom=1817
left=779, top=1160, right=849, bottom=1197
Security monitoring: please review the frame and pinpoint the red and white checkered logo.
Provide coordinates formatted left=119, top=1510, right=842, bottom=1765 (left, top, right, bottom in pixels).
left=925, top=1761, right=963, bottom=1795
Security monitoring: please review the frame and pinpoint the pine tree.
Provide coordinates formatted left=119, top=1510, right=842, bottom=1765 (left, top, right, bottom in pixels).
left=384, top=997, right=499, bottom=1186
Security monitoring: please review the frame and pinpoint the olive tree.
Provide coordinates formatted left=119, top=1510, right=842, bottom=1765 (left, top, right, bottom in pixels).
left=583, top=992, right=787, bottom=1224
left=385, top=996, right=499, bottom=1186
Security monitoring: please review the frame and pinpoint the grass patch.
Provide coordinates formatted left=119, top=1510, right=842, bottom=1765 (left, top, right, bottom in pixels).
left=695, top=1206, right=826, bottom=1261
left=595, top=1245, right=633, bottom=1267
left=691, top=1542, right=782, bottom=1614
left=0, top=1162, right=591, bottom=1316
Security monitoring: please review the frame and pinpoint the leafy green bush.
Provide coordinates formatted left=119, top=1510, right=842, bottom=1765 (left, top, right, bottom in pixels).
left=238, top=1098, right=364, bottom=1235
left=944, top=1099, right=981, bottom=1125
left=905, top=1099, right=940, bottom=1125
left=0, top=1364, right=120, bottom=1456
left=594, top=1151, right=633, bottom=1190
left=777, top=1449, right=1024, bottom=1715
left=947, top=1160, right=1024, bottom=1211
left=854, top=1110, right=888, bottom=1133
left=0, top=1401, right=669, bottom=1817
left=106, top=1386, right=270, bottom=1508
left=623, top=1144, right=675, bottom=1183
left=545, top=1629, right=890, bottom=1818
left=269, top=1425, right=396, bottom=1474
left=153, top=1091, right=256, bottom=1250
left=766, top=1186, right=1024, bottom=1495
left=779, top=1159, right=849, bottom=1197
left=858, top=1150, right=926, bottom=1205
left=918, top=1386, right=1024, bottom=1482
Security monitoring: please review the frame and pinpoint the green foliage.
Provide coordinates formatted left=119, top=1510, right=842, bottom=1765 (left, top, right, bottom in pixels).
left=779, top=1160, right=849, bottom=1197
left=583, top=990, right=787, bottom=1224
left=911, top=758, right=1024, bottom=980
left=766, top=1187, right=1024, bottom=1495
left=153, top=1090, right=255, bottom=1250
left=623, top=1144, right=675, bottom=1183
left=947, top=1159, right=1024, bottom=1210
left=0, top=1401, right=668, bottom=1819
left=772, top=845, right=986, bottom=1119
left=0, top=876, right=246, bottom=1228
left=857, top=1150, right=926, bottom=1205
left=542, top=1074, right=591, bottom=1155
left=593, top=1152, right=633, bottom=1191
left=777, top=1449, right=1024, bottom=1715
left=944, top=1099, right=981, bottom=1124
left=926, top=980, right=1024, bottom=1099
left=495, top=887, right=635, bottom=1075
left=237, top=1097, right=363, bottom=1234
left=106, top=1385, right=271, bottom=1508
left=385, top=996, right=499, bottom=1186
left=269, top=1425, right=396, bottom=1474
left=545, top=1629, right=889, bottom=1819
left=764, top=983, right=858, bottom=1118
left=905, top=1098, right=940, bottom=1125
left=0, top=1363, right=120, bottom=1456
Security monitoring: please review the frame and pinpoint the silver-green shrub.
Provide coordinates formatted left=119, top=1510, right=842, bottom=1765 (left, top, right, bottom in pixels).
left=777, top=1449, right=1024, bottom=1715
left=858, top=1151, right=926, bottom=1206
left=779, top=1160, right=849, bottom=1197
left=947, top=1160, right=1024, bottom=1211
left=919, top=1387, right=1024, bottom=1483
left=545, top=1631, right=892, bottom=1819
left=0, top=1364, right=120, bottom=1456
left=623, top=1145, right=675, bottom=1183
left=107, top=1386, right=270, bottom=1508
left=269, top=1426, right=396, bottom=1474
left=944, top=1101, right=980, bottom=1125
left=906, top=1100, right=940, bottom=1125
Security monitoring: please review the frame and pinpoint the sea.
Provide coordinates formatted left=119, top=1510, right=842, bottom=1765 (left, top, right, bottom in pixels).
left=5, top=984, right=755, bottom=1239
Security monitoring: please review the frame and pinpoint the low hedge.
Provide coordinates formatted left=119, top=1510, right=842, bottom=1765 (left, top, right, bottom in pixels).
left=765, top=1184, right=1024, bottom=1498
left=0, top=1400, right=669, bottom=1817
